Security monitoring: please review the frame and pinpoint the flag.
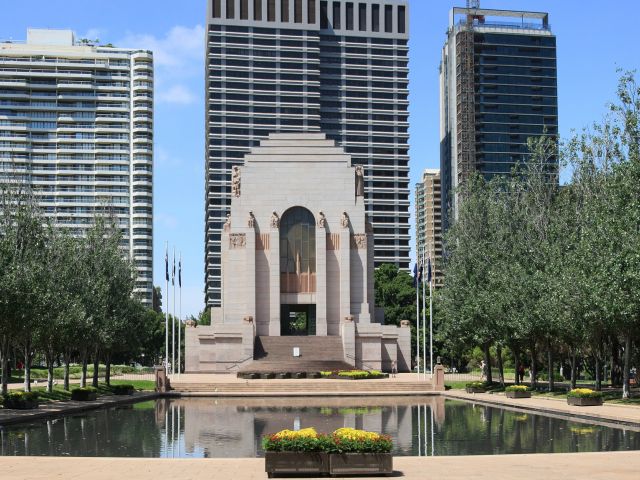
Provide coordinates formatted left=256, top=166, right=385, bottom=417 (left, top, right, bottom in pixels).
left=172, top=253, right=175, bottom=286
left=413, top=262, right=422, bottom=287
left=427, top=257, right=432, bottom=284
left=178, top=257, right=182, bottom=288
left=165, top=248, right=169, bottom=282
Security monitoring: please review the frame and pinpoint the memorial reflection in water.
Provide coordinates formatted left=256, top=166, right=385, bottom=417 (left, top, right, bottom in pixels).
left=1, top=397, right=639, bottom=457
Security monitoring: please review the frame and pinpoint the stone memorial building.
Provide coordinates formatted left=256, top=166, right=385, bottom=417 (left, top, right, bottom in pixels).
left=186, top=133, right=410, bottom=373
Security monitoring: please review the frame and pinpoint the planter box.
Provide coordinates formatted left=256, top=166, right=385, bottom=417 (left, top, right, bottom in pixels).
left=329, top=453, right=393, bottom=476
left=567, top=396, right=603, bottom=406
left=2, top=399, right=39, bottom=410
left=71, top=390, right=97, bottom=401
left=505, top=391, right=531, bottom=399
left=265, top=452, right=329, bottom=478
left=466, top=387, right=486, bottom=394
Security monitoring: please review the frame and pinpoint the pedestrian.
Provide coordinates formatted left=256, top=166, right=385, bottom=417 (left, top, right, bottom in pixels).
left=480, top=360, right=486, bottom=381
left=518, top=364, right=525, bottom=383
left=391, top=360, right=397, bottom=378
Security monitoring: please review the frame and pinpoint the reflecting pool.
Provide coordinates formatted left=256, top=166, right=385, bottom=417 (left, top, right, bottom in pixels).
left=1, top=396, right=639, bottom=457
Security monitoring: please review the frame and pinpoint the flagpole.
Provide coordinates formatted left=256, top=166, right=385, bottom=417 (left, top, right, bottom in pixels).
left=165, top=242, right=169, bottom=373
left=172, top=247, right=176, bottom=376
left=422, top=247, right=429, bottom=380
left=178, top=252, right=182, bottom=376
left=415, top=257, right=420, bottom=377
left=429, top=254, right=434, bottom=377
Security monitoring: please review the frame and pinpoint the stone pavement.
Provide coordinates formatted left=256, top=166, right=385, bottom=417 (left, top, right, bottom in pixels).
left=169, top=372, right=432, bottom=384
left=2, top=451, right=639, bottom=479
left=445, top=390, right=640, bottom=426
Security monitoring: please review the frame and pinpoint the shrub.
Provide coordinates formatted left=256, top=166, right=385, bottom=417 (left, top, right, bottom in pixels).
left=331, top=427, right=392, bottom=453
left=539, top=372, right=564, bottom=382
left=262, top=427, right=392, bottom=454
left=505, top=385, right=530, bottom=392
left=262, top=428, right=332, bottom=452
left=111, top=384, right=135, bottom=395
left=71, top=387, right=98, bottom=401
left=567, top=388, right=603, bottom=399
left=2, top=391, right=39, bottom=409
left=466, top=381, right=486, bottom=389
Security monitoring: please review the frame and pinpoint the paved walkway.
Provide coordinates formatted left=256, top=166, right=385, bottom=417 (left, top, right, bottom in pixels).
left=445, top=390, right=640, bottom=426
left=169, top=372, right=432, bottom=384
left=3, top=451, right=639, bottom=479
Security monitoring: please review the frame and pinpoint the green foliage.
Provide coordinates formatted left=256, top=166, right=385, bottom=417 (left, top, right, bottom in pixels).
left=505, top=385, right=530, bottom=392
left=262, top=428, right=392, bottom=454
left=374, top=263, right=416, bottom=327
left=111, top=384, right=135, bottom=395
left=71, top=387, right=98, bottom=401
left=2, top=391, right=39, bottom=409
left=466, top=381, right=486, bottom=389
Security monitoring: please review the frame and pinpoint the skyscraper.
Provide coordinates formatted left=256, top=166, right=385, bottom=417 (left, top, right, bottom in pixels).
left=0, top=29, right=154, bottom=305
left=205, top=0, right=410, bottom=308
left=414, top=168, right=442, bottom=286
left=440, top=6, right=558, bottom=224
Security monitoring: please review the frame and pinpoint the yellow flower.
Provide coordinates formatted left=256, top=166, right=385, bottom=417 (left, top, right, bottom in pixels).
left=273, top=428, right=318, bottom=440
left=571, top=388, right=594, bottom=395
left=333, top=428, right=381, bottom=441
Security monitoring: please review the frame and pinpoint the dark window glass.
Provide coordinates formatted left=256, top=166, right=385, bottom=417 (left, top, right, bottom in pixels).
left=346, top=3, right=354, bottom=29
left=254, top=0, right=262, bottom=20
left=308, top=0, right=316, bottom=23
left=332, top=1, right=341, bottom=29
left=268, top=0, right=276, bottom=20
left=397, top=6, right=405, bottom=33
left=213, top=0, right=221, bottom=17
left=358, top=3, right=366, bottom=31
left=371, top=4, right=379, bottom=32
left=280, top=207, right=316, bottom=275
left=281, top=0, right=290, bottom=21
left=294, top=0, right=302, bottom=22
left=240, top=0, right=249, bottom=19
left=226, top=0, right=235, bottom=18
left=384, top=5, right=392, bottom=32
left=320, top=1, right=328, bottom=28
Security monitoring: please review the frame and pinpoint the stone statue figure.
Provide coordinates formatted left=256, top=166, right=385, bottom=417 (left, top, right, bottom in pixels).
left=355, top=165, right=364, bottom=197
left=317, top=211, right=327, bottom=228
left=270, top=211, right=280, bottom=229
left=223, top=213, right=231, bottom=232
left=231, top=166, right=241, bottom=197
left=340, top=211, right=349, bottom=229
left=248, top=211, right=256, bottom=228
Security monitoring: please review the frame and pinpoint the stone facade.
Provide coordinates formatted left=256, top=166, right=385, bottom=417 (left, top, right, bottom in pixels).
left=186, top=133, right=410, bottom=372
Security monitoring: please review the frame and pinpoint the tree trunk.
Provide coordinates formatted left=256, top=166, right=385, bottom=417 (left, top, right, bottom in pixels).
left=530, top=345, right=538, bottom=389
left=105, top=353, right=111, bottom=386
left=622, top=334, right=632, bottom=399
left=547, top=340, right=554, bottom=392
left=496, top=344, right=505, bottom=386
left=570, top=352, right=577, bottom=390
left=92, top=350, right=99, bottom=388
left=595, top=354, right=601, bottom=391
left=63, top=353, right=71, bottom=391
left=513, top=346, right=520, bottom=386
left=483, top=343, right=493, bottom=384
left=46, top=353, right=55, bottom=393
left=80, top=352, right=88, bottom=388
left=0, top=336, right=9, bottom=396
left=23, top=342, right=32, bottom=392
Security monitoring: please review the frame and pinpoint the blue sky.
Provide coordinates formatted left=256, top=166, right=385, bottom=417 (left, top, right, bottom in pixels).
left=4, top=1, right=638, bottom=318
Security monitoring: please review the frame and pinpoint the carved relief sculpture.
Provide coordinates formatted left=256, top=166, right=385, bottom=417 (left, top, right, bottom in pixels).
left=248, top=211, right=256, bottom=228
left=229, top=233, right=246, bottom=249
left=223, top=213, right=231, bottom=232
left=231, top=166, right=241, bottom=197
left=270, top=211, right=280, bottom=229
left=340, top=211, right=350, bottom=229
left=355, top=165, right=364, bottom=197
left=317, top=210, right=327, bottom=228
left=352, top=233, right=367, bottom=249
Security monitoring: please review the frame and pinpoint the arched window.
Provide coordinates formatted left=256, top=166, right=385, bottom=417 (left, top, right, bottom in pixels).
left=280, top=207, right=316, bottom=293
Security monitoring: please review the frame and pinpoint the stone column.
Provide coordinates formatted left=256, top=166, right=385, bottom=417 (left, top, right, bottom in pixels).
left=245, top=224, right=256, bottom=322
left=339, top=220, right=351, bottom=321
left=269, top=226, right=280, bottom=336
left=315, top=226, right=327, bottom=336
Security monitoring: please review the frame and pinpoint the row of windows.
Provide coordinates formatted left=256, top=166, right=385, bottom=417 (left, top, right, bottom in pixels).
left=319, top=1, right=405, bottom=34
left=213, top=0, right=317, bottom=23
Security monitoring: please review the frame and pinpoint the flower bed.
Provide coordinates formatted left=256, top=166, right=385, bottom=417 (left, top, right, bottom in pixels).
left=567, top=388, right=603, bottom=406
left=2, top=391, right=39, bottom=410
left=505, top=385, right=531, bottom=399
left=465, top=381, right=486, bottom=393
left=263, top=427, right=392, bottom=477
left=71, top=387, right=98, bottom=401
left=320, top=370, right=388, bottom=380
left=111, top=384, right=135, bottom=396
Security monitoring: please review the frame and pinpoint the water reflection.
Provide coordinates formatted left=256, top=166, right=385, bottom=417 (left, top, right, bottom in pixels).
left=1, top=397, right=639, bottom=457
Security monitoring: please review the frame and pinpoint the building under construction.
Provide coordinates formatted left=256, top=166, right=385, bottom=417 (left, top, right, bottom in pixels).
left=439, top=5, right=558, bottom=226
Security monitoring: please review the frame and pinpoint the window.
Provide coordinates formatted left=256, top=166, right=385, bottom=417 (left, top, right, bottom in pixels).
left=226, top=0, right=235, bottom=18
left=332, top=1, right=341, bottom=29
left=268, top=0, right=275, bottom=20
left=320, top=1, right=328, bottom=28
left=294, top=0, right=302, bottom=22
left=308, top=0, right=316, bottom=23
left=346, top=2, right=354, bottom=29
left=254, top=0, right=262, bottom=20
left=281, top=0, right=289, bottom=21
left=280, top=207, right=316, bottom=291
left=358, top=3, right=366, bottom=31
left=397, top=6, right=405, bottom=33
left=212, top=0, right=221, bottom=17
left=371, top=4, right=379, bottom=31
left=240, top=0, right=248, bottom=19
left=384, top=5, right=392, bottom=32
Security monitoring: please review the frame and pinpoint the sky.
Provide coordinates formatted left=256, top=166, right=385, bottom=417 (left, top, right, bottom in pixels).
left=3, top=1, right=638, bottom=318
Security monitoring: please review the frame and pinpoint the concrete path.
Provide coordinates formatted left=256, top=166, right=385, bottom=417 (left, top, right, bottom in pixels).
left=3, top=451, right=639, bottom=479
left=445, top=390, right=640, bottom=426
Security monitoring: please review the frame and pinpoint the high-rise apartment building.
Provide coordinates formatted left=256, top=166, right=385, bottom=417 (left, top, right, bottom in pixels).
left=0, top=29, right=154, bottom=305
left=440, top=7, right=558, bottom=224
left=415, top=168, right=442, bottom=286
left=205, top=0, right=410, bottom=308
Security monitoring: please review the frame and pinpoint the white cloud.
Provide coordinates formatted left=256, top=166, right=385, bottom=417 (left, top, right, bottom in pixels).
left=157, top=84, right=197, bottom=105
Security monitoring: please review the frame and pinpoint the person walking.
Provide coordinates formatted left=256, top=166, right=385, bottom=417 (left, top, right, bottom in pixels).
left=480, top=360, right=486, bottom=381
left=391, top=360, right=398, bottom=378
